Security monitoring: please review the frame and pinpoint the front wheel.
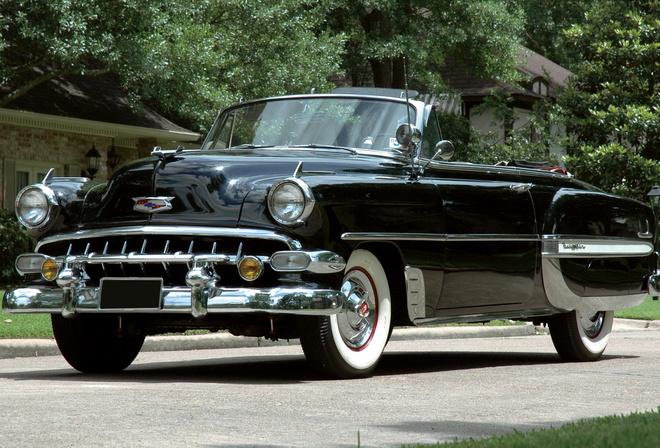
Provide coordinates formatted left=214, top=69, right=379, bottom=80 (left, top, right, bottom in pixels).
left=548, top=310, right=614, bottom=361
left=299, top=249, right=392, bottom=379
left=52, top=314, right=145, bottom=373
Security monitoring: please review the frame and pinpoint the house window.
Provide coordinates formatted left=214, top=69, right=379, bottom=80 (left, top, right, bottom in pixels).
left=532, top=79, right=549, bottom=97
left=15, top=161, right=62, bottom=191
left=3, top=159, right=64, bottom=210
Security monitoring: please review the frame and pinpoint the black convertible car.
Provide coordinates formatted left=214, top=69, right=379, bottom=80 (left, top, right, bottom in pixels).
left=4, top=88, right=659, bottom=378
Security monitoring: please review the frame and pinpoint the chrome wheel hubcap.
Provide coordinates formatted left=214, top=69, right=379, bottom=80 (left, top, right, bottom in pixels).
left=579, top=311, right=604, bottom=338
left=337, top=272, right=376, bottom=350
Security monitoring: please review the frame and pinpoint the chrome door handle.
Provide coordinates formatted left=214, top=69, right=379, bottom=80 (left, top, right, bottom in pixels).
left=510, top=183, right=532, bottom=193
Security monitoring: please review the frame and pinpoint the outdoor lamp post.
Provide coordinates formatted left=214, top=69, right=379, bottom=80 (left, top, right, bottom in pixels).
left=107, top=140, right=121, bottom=170
left=85, top=145, right=102, bottom=180
left=647, top=185, right=660, bottom=216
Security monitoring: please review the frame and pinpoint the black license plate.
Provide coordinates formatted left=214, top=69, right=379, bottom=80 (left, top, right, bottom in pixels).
left=99, top=278, right=163, bottom=310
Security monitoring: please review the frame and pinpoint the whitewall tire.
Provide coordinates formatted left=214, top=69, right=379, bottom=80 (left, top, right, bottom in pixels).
left=549, top=309, right=614, bottom=361
left=299, top=249, right=392, bottom=378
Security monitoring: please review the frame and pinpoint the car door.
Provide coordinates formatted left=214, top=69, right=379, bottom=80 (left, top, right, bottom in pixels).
left=424, top=162, right=538, bottom=314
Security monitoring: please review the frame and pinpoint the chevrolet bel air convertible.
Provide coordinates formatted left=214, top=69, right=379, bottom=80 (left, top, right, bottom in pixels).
left=4, top=88, right=659, bottom=378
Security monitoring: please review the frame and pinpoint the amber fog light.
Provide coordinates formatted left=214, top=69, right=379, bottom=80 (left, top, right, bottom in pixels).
left=238, top=256, right=264, bottom=281
left=41, top=258, right=60, bottom=281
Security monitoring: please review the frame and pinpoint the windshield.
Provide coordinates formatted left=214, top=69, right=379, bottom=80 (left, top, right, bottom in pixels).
left=202, top=97, right=416, bottom=151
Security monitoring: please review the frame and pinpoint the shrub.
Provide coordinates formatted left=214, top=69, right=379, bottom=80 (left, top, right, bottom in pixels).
left=565, top=143, right=660, bottom=201
left=0, top=208, right=31, bottom=286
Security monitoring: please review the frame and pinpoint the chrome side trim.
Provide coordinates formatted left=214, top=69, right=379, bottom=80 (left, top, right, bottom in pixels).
left=3, top=285, right=344, bottom=316
left=541, top=258, right=646, bottom=312
left=446, top=234, right=538, bottom=242
left=341, top=233, right=539, bottom=242
left=342, top=232, right=446, bottom=241
left=542, top=235, right=653, bottom=258
left=35, top=226, right=303, bottom=251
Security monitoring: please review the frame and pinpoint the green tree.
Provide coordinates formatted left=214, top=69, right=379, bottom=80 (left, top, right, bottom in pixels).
left=560, top=0, right=660, bottom=199
left=323, top=0, right=524, bottom=90
left=136, top=0, right=345, bottom=131
left=0, top=0, right=345, bottom=132
left=520, top=0, right=589, bottom=70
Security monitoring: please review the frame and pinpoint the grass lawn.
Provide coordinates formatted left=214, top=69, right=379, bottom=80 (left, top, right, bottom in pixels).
left=408, top=409, right=660, bottom=448
left=614, top=296, right=659, bottom=320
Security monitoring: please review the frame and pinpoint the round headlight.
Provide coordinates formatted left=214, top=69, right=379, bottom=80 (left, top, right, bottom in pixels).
left=267, top=178, right=315, bottom=226
left=15, top=185, right=58, bottom=229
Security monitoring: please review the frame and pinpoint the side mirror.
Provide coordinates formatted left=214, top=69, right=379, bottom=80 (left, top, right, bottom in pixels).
left=395, top=124, right=422, bottom=157
left=433, top=140, right=454, bottom=161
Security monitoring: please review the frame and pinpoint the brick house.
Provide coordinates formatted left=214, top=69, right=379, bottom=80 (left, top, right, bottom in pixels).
left=0, top=73, right=199, bottom=210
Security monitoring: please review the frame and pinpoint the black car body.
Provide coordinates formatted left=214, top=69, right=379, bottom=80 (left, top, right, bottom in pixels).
left=4, top=88, right=659, bottom=378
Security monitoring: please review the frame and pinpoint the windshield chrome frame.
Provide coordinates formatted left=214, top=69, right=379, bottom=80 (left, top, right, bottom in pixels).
left=200, top=94, right=427, bottom=160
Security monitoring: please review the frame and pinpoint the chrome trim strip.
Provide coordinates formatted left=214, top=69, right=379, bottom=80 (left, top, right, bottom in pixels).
left=341, top=232, right=539, bottom=242
left=35, top=226, right=303, bottom=251
left=342, top=233, right=653, bottom=256
left=59, top=252, right=232, bottom=265
left=541, top=258, right=646, bottom=311
left=342, top=232, right=446, bottom=241
left=446, top=234, right=538, bottom=242
left=542, top=235, right=653, bottom=258
left=3, top=285, right=344, bottom=316
left=29, top=249, right=344, bottom=274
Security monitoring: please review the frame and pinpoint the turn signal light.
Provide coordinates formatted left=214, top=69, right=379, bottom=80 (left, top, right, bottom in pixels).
left=238, top=256, right=263, bottom=281
left=41, top=258, right=60, bottom=281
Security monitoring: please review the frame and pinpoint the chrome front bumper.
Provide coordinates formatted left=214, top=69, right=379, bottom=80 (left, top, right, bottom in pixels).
left=3, top=284, right=344, bottom=316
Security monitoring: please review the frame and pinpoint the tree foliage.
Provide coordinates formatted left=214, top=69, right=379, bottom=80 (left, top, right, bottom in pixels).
left=0, top=0, right=345, bottom=132
left=519, top=0, right=589, bottom=70
left=560, top=0, right=660, bottom=198
left=324, top=0, right=524, bottom=90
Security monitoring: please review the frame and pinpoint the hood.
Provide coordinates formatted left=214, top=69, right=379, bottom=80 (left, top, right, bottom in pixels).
left=81, top=149, right=398, bottom=229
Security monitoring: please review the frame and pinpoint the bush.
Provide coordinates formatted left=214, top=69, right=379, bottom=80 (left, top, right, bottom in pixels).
left=0, top=208, right=31, bottom=286
left=565, top=143, right=660, bottom=201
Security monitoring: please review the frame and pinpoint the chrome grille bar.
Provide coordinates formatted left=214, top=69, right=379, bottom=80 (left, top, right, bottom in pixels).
left=61, top=252, right=232, bottom=265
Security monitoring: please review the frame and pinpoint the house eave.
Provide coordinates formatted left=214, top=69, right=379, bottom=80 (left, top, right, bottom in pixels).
left=0, top=108, right=200, bottom=142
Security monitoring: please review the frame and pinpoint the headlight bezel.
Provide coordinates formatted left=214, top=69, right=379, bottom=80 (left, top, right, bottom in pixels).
left=15, top=184, right=60, bottom=230
left=267, top=178, right=315, bottom=226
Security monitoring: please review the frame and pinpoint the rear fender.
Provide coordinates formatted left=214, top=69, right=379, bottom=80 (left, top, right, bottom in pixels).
left=541, top=190, right=653, bottom=311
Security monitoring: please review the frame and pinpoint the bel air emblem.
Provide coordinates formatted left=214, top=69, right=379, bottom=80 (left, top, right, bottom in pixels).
left=132, top=197, right=175, bottom=213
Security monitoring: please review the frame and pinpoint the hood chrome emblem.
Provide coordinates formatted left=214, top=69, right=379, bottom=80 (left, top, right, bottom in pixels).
left=132, top=197, right=175, bottom=213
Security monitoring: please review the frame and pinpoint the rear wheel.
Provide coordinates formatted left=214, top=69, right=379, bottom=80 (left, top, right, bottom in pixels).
left=299, top=249, right=392, bottom=379
left=549, top=309, right=613, bottom=361
left=52, top=314, right=145, bottom=373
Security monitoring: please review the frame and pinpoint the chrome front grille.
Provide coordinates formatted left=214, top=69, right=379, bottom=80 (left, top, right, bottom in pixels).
left=37, top=230, right=291, bottom=287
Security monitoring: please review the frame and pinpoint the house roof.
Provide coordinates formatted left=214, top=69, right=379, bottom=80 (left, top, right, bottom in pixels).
left=439, top=45, right=574, bottom=104
left=1, top=68, right=198, bottom=140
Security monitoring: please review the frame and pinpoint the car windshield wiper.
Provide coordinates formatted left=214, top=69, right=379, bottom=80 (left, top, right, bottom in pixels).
left=289, top=144, right=357, bottom=154
left=230, top=144, right=278, bottom=149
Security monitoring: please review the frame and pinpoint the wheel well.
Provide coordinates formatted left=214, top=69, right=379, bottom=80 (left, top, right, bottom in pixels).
left=353, top=242, right=411, bottom=327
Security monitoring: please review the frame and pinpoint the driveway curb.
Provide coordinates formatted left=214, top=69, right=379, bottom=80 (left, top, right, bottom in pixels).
left=0, top=319, right=656, bottom=359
